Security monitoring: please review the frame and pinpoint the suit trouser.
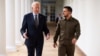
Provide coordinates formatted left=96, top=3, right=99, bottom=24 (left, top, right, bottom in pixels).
left=58, top=44, right=75, bottom=56
left=26, top=40, right=44, bottom=56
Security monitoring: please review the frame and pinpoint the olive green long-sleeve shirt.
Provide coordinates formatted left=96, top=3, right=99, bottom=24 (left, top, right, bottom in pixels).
left=53, top=17, right=81, bottom=44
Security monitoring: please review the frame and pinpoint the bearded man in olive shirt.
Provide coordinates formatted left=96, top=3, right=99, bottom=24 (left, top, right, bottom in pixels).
left=53, top=6, right=81, bottom=56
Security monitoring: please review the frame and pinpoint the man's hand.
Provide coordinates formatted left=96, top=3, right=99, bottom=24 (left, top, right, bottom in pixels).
left=46, top=33, right=50, bottom=40
left=72, top=38, right=77, bottom=44
left=53, top=43, right=57, bottom=48
left=23, top=32, right=28, bottom=39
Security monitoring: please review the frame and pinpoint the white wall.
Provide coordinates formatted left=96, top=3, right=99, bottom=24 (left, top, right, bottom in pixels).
left=71, top=0, right=100, bottom=56
left=6, top=0, right=16, bottom=51
left=0, top=0, right=6, bottom=55
left=72, top=0, right=89, bottom=55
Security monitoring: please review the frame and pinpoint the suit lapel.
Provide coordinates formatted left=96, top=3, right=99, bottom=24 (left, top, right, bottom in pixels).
left=38, top=14, right=41, bottom=27
left=38, top=14, right=43, bottom=28
left=31, top=13, right=42, bottom=29
left=30, top=13, right=36, bottom=28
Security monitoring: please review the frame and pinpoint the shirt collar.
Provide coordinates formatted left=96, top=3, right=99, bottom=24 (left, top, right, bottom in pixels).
left=32, top=12, right=39, bottom=20
left=64, top=16, right=73, bottom=21
left=32, top=12, right=39, bottom=16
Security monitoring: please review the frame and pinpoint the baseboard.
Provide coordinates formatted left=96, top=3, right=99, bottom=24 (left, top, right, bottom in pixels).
left=76, top=45, right=87, bottom=56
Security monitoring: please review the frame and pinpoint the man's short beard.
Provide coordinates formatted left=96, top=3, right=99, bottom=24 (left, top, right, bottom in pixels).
left=64, top=15, right=68, bottom=18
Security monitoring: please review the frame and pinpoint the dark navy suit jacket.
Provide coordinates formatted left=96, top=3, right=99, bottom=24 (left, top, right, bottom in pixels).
left=20, top=13, right=49, bottom=46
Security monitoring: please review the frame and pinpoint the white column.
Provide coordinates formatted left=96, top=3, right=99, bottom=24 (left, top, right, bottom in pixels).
left=21, top=0, right=25, bottom=25
left=21, top=0, right=26, bottom=42
left=0, top=0, right=6, bottom=56
left=6, top=0, right=16, bottom=52
left=21, top=0, right=26, bottom=22
left=25, top=0, right=28, bottom=14
left=27, top=0, right=31, bottom=12
left=15, top=0, right=23, bottom=45
left=25, top=0, right=31, bottom=14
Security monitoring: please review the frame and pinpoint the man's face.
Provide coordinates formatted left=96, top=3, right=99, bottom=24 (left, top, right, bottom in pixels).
left=63, top=8, right=71, bottom=17
left=32, top=3, right=40, bottom=14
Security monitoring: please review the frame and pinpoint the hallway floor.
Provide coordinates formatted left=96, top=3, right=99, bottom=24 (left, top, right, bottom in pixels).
left=7, top=22, right=86, bottom=56
left=7, top=39, right=85, bottom=56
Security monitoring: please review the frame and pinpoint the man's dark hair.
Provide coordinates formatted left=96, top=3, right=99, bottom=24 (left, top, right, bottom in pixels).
left=64, top=6, right=72, bottom=13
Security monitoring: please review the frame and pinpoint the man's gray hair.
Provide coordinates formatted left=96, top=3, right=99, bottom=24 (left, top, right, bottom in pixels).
left=31, top=1, right=40, bottom=8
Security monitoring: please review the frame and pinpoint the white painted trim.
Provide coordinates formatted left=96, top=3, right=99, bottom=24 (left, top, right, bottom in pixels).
left=6, top=46, right=16, bottom=52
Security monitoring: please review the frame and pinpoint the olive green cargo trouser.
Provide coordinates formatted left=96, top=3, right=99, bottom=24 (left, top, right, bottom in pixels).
left=58, top=44, right=75, bottom=56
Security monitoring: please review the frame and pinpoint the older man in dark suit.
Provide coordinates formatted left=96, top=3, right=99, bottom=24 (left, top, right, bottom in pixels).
left=20, top=1, right=50, bottom=56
